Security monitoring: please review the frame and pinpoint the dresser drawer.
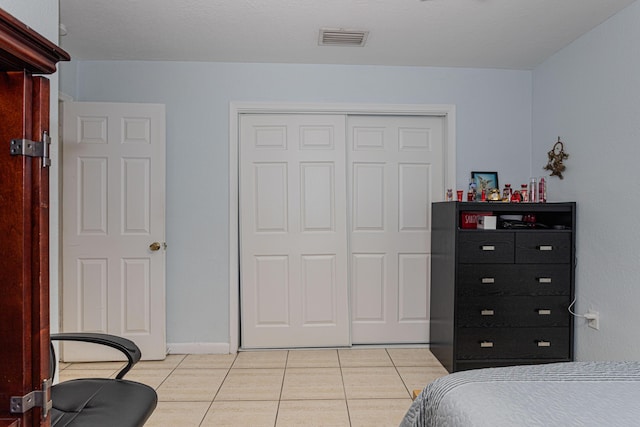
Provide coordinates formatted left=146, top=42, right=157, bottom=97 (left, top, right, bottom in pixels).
left=456, top=296, right=570, bottom=327
left=515, top=232, right=572, bottom=263
left=457, top=264, right=571, bottom=296
left=458, top=232, right=514, bottom=264
left=456, top=327, right=570, bottom=360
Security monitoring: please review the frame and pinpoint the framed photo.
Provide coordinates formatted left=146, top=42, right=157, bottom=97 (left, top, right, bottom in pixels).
left=471, top=171, right=499, bottom=194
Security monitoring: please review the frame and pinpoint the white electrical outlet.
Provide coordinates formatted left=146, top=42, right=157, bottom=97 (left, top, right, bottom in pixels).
left=585, top=310, right=599, bottom=330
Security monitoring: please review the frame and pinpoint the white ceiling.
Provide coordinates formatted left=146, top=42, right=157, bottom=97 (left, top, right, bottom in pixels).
left=59, top=0, right=636, bottom=70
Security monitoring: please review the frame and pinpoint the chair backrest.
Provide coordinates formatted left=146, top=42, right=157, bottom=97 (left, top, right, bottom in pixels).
left=50, top=333, right=142, bottom=379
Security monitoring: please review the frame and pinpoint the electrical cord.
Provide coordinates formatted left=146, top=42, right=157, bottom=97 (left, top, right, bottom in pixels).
left=567, top=297, right=584, bottom=318
left=568, top=297, right=598, bottom=320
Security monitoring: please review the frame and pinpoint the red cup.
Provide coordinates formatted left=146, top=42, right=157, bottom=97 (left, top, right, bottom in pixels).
left=456, top=190, right=463, bottom=202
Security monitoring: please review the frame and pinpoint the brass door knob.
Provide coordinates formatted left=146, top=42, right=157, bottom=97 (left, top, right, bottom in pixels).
left=149, top=242, right=162, bottom=251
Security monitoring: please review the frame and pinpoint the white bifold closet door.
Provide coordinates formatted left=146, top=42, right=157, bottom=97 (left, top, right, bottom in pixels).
left=240, top=114, right=350, bottom=348
left=240, top=113, right=444, bottom=348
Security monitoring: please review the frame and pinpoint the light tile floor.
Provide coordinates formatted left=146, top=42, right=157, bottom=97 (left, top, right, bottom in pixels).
left=57, top=348, right=448, bottom=427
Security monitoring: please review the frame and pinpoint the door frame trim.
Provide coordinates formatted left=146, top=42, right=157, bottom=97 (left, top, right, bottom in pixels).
left=228, top=102, right=456, bottom=353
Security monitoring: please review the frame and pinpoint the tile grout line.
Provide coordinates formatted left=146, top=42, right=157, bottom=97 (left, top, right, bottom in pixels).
left=274, top=350, right=290, bottom=427
left=198, top=352, right=240, bottom=426
left=338, top=349, right=354, bottom=427
left=152, top=354, right=188, bottom=394
left=387, top=348, right=413, bottom=399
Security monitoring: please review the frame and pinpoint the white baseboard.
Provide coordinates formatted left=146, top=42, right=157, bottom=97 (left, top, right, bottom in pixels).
left=167, top=342, right=231, bottom=355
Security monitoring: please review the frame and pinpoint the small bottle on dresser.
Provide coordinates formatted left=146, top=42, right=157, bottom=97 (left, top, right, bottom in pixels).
left=529, top=177, right=538, bottom=203
left=538, top=177, right=546, bottom=203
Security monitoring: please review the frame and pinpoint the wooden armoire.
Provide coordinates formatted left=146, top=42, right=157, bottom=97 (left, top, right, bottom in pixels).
left=0, top=8, right=69, bottom=427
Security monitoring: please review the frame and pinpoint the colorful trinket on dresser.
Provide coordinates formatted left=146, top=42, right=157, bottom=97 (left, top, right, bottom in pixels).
left=502, top=184, right=512, bottom=202
left=520, top=184, right=528, bottom=202
left=488, top=188, right=501, bottom=201
left=467, top=179, right=477, bottom=201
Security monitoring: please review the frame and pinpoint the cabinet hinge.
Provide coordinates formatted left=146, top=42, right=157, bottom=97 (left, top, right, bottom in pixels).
left=10, top=131, right=51, bottom=167
left=10, top=379, right=52, bottom=418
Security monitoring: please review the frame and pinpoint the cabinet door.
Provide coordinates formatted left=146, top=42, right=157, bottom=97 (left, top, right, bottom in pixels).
left=0, top=72, right=51, bottom=426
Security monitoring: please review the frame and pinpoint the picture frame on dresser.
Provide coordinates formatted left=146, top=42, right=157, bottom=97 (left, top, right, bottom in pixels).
left=471, top=171, right=499, bottom=194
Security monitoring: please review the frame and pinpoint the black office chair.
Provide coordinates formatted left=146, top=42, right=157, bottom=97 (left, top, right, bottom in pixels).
left=50, top=333, right=158, bottom=427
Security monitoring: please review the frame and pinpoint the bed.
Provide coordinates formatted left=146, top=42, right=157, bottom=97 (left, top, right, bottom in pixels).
left=400, top=361, right=640, bottom=427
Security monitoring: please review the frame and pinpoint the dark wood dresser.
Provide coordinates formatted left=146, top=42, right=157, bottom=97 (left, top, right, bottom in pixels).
left=430, top=201, right=576, bottom=372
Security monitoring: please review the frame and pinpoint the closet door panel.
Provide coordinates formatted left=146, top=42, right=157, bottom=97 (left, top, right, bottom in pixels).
left=240, top=114, right=349, bottom=348
left=349, top=115, right=444, bottom=344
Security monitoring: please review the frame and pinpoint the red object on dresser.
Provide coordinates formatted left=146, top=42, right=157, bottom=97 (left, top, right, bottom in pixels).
left=460, top=211, right=493, bottom=229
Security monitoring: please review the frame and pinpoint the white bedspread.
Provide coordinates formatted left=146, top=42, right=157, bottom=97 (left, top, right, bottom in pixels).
left=400, top=361, right=640, bottom=427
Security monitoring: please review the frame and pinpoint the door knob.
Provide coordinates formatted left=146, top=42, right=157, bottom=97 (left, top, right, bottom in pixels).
left=149, top=242, right=162, bottom=251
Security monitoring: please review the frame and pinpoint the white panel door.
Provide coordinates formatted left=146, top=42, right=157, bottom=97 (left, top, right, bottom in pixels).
left=240, top=114, right=349, bottom=348
left=349, top=115, right=444, bottom=344
left=62, top=102, right=166, bottom=360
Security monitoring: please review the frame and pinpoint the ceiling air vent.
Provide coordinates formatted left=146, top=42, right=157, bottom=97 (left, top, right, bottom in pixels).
left=319, top=28, right=369, bottom=47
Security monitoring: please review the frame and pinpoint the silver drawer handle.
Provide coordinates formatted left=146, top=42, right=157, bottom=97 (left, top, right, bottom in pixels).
left=537, top=309, right=551, bottom=315
left=537, top=245, right=553, bottom=251
left=537, top=341, right=551, bottom=347
left=481, top=277, right=495, bottom=284
left=481, top=309, right=495, bottom=316
left=481, top=245, right=495, bottom=251
left=538, top=277, right=552, bottom=284
left=480, top=341, right=494, bottom=348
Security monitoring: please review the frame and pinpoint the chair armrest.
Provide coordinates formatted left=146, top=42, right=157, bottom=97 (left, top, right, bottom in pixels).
left=51, top=333, right=142, bottom=379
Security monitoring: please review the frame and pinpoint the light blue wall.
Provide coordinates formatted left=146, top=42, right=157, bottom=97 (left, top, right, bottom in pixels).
left=59, top=60, right=78, bottom=99
left=0, top=0, right=62, bottom=334
left=62, top=61, right=532, bottom=346
left=533, top=2, right=640, bottom=359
